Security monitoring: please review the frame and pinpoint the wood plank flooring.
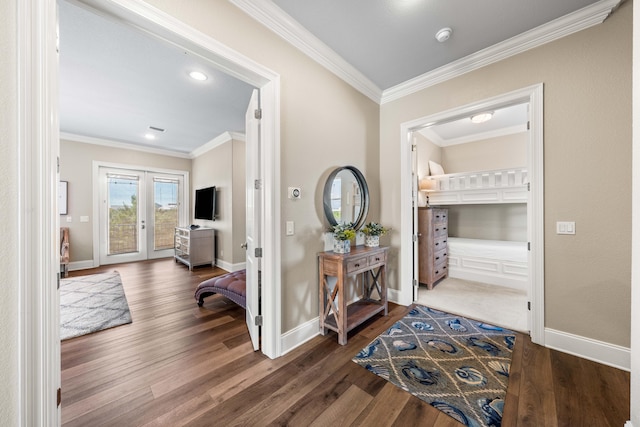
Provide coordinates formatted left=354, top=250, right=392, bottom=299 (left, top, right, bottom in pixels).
left=62, top=259, right=630, bottom=426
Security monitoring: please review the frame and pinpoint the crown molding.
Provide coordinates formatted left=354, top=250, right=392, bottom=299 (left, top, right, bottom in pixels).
left=381, top=0, right=621, bottom=104
left=232, top=0, right=620, bottom=106
left=228, top=0, right=382, bottom=103
left=190, top=131, right=245, bottom=158
left=420, top=124, right=528, bottom=147
left=60, top=132, right=193, bottom=158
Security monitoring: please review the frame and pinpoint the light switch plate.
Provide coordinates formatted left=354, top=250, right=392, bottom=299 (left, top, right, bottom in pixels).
left=66, top=216, right=72, bottom=223
left=286, top=221, right=294, bottom=235
left=80, top=216, right=89, bottom=223
left=556, top=221, right=575, bottom=235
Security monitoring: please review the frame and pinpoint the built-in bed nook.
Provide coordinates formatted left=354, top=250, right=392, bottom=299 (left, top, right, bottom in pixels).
left=422, top=167, right=529, bottom=292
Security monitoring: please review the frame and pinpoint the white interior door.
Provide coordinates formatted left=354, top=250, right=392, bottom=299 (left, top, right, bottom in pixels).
left=245, top=89, right=261, bottom=351
left=411, top=135, right=420, bottom=302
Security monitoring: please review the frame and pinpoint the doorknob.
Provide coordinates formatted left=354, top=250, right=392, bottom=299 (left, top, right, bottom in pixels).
left=241, top=242, right=248, bottom=249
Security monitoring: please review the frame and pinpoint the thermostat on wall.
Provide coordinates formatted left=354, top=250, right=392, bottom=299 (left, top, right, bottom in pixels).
left=288, top=187, right=301, bottom=199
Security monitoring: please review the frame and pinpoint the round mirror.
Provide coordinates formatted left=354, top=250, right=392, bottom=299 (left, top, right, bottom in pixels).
left=323, top=166, right=369, bottom=230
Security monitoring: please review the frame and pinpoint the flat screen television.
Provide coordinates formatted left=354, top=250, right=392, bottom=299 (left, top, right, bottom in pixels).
left=194, top=186, right=216, bottom=220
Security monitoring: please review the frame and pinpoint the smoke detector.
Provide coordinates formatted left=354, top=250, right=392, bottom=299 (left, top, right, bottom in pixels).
left=435, top=27, right=452, bottom=43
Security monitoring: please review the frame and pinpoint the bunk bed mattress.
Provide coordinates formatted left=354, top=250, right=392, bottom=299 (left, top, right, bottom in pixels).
left=447, top=238, right=528, bottom=290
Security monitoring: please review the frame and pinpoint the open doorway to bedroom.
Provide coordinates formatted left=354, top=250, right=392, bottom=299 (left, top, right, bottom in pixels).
left=399, top=84, right=545, bottom=344
left=412, top=102, right=530, bottom=332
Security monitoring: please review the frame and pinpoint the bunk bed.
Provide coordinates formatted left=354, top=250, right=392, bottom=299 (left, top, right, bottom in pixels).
left=422, top=166, right=528, bottom=290
left=422, top=167, right=528, bottom=205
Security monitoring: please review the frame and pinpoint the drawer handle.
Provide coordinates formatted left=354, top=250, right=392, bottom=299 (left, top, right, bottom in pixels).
left=435, top=256, right=440, bottom=260
left=435, top=228, right=440, bottom=232
left=443, top=227, right=447, bottom=231
left=354, top=263, right=360, bottom=267
left=375, top=257, right=380, bottom=261
left=435, top=242, right=439, bottom=246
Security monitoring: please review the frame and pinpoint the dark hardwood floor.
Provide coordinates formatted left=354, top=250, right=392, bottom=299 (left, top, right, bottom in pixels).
left=61, top=259, right=630, bottom=426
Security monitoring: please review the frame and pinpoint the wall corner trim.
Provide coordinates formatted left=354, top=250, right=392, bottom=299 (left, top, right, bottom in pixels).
left=545, top=328, right=631, bottom=371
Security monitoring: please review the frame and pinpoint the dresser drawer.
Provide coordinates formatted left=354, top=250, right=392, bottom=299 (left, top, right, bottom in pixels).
left=432, top=209, right=448, bottom=224
left=433, top=223, right=448, bottom=238
left=434, top=247, right=448, bottom=265
left=432, top=259, right=448, bottom=280
left=433, top=235, right=448, bottom=252
left=346, top=256, right=368, bottom=274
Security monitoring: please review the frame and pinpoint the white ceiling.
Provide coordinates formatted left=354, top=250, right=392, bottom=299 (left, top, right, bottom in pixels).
left=58, top=0, right=256, bottom=155
left=58, top=0, right=622, bottom=155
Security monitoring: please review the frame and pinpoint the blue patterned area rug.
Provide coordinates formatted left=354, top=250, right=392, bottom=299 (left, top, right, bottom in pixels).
left=352, top=305, right=515, bottom=427
left=60, top=271, right=132, bottom=340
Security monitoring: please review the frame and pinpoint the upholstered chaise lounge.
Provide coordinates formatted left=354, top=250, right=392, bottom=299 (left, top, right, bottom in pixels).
left=195, top=269, right=247, bottom=308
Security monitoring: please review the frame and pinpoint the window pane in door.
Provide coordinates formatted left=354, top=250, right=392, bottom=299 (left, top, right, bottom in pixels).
left=154, top=178, right=179, bottom=250
left=108, top=175, right=139, bottom=255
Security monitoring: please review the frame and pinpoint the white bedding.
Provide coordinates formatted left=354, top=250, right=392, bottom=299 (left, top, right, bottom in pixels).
left=447, top=237, right=527, bottom=263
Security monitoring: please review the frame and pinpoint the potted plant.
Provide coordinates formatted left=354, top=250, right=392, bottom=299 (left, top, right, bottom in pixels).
left=330, top=222, right=356, bottom=254
left=361, top=222, right=388, bottom=247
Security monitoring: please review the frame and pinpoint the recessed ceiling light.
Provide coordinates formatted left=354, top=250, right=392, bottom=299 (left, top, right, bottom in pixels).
left=435, top=27, right=452, bottom=43
left=470, top=112, right=494, bottom=124
left=144, top=133, right=156, bottom=140
left=189, top=71, right=208, bottom=81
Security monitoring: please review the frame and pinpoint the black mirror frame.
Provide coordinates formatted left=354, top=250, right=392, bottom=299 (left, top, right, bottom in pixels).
left=323, top=165, right=369, bottom=230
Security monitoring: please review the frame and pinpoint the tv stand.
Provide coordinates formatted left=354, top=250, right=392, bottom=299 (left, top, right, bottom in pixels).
left=174, top=227, right=215, bottom=270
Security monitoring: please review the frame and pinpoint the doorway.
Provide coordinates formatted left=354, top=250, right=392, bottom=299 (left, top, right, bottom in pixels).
left=96, top=164, right=188, bottom=265
left=399, top=84, right=545, bottom=345
left=19, top=1, right=282, bottom=422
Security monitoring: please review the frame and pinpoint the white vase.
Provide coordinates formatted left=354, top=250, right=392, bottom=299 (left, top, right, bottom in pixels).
left=364, top=235, right=380, bottom=247
left=333, top=239, right=351, bottom=254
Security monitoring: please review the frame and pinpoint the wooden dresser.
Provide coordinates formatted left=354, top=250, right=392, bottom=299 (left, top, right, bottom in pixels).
left=418, top=207, right=449, bottom=289
left=318, top=246, right=388, bottom=345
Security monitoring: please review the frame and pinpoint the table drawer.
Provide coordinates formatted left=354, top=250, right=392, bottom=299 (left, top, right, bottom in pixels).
left=346, top=256, right=369, bottom=274
left=368, top=251, right=386, bottom=267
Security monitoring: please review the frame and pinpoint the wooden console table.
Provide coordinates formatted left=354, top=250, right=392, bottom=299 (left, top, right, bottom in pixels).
left=318, top=245, right=388, bottom=345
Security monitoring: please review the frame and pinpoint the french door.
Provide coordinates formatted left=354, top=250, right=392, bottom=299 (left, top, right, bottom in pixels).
left=98, top=165, right=187, bottom=265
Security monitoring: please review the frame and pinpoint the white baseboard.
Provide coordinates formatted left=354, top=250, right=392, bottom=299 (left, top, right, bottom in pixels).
left=387, top=287, right=403, bottom=305
left=68, top=260, right=96, bottom=271
left=215, top=259, right=246, bottom=272
left=624, top=421, right=633, bottom=427
left=280, top=317, right=320, bottom=356
left=545, top=328, right=631, bottom=371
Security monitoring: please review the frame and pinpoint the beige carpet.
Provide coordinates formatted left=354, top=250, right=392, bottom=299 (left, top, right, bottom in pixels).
left=416, top=277, right=528, bottom=333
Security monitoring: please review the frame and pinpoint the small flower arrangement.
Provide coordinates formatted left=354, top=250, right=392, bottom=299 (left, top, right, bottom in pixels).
left=330, top=222, right=356, bottom=241
left=361, top=222, right=388, bottom=237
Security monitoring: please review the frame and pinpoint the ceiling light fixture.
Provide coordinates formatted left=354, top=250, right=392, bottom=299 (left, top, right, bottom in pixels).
left=470, top=112, right=494, bottom=124
left=189, top=71, right=208, bottom=81
left=435, top=27, right=452, bottom=43
left=144, top=133, right=156, bottom=140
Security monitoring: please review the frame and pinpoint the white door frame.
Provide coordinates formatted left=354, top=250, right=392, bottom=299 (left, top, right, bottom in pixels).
left=19, top=0, right=281, bottom=424
left=399, top=84, right=545, bottom=345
